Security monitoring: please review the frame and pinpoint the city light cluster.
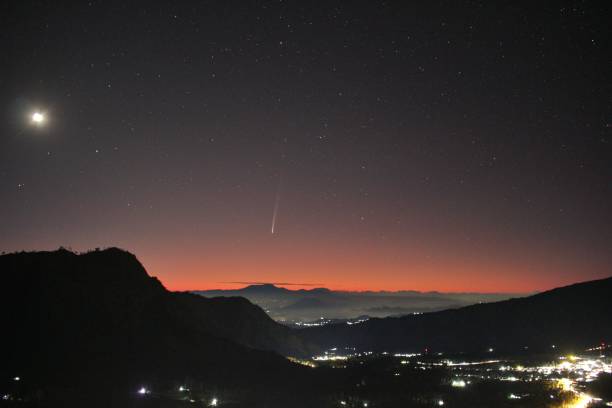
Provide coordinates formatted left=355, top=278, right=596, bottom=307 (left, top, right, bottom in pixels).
left=313, top=355, right=348, bottom=361
left=312, top=348, right=373, bottom=362
left=451, top=379, right=467, bottom=388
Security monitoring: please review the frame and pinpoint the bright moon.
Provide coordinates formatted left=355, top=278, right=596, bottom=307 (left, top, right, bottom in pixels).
left=31, top=112, right=45, bottom=125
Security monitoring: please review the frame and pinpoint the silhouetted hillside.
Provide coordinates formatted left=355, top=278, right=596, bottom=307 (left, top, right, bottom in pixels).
left=170, top=292, right=314, bottom=356
left=303, top=277, right=612, bottom=353
left=0, top=248, right=317, bottom=407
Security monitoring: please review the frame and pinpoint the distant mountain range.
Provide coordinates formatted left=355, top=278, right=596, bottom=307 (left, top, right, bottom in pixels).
left=195, top=284, right=520, bottom=324
left=302, top=276, right=612, bottom=354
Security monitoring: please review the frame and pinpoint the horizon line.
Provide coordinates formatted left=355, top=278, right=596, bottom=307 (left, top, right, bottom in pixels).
left=220, top=281, right=326, bottom=286
left=194, top=281, right=529, bottom=294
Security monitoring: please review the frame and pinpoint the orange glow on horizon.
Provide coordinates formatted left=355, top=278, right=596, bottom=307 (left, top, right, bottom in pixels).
left=141, top=248, right=609, bottom=294
left=19, top=232, right=611, bottom=295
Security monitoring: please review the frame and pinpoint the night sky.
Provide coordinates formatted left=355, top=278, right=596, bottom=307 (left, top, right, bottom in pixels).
left=1, top=1, right=610, bottom=292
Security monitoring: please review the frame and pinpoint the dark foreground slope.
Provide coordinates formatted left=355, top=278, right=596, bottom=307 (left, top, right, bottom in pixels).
left=0, top=248, right=318, bottom=407
left=303, top=276, right=612, bottom=353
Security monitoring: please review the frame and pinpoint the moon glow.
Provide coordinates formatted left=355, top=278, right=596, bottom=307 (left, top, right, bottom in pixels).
left=31, top=112, right=45, bottom=125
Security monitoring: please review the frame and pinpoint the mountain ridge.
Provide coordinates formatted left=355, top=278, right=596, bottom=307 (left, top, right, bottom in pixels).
left=302, top=276, right=612, bottom=353
left=0, top=247, right=319, bottom=407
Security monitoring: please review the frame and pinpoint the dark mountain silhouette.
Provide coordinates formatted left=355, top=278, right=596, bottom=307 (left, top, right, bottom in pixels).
left=296, top=287, right=332, bottom=295
left=209, top=283, right=329, bottom=296
left=170, top=292, right=312, bottom=356
left=240, top=283, right=292, bottom=295
left=303, top=276, right=612, bottom=353
left=0, top=248, right=318, bottom=407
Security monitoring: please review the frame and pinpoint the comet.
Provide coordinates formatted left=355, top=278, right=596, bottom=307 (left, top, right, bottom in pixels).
left=271, top=175, right=282, bottom=234
left=271, top=190, right=280, bottom=234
